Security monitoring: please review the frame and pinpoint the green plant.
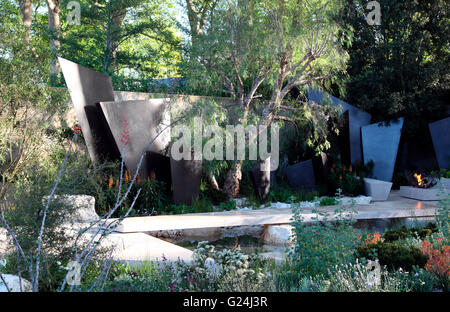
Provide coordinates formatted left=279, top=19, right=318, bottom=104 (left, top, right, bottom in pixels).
left=218, top=200, right=236, bottom=211
left=383, top=223, right=438, bottom=242
left=93, top=167, right=170, bottom=217
left=319, top=196, right=338, bottom=206
left=327, top=160, right=374, bottom=196
left=440, top=169, right=450, bottom=179
left=356, top=242, right=428, bottom=272
left=289, top=201, right=361, bottom=278
left=316, top=261, right=436, bottom=292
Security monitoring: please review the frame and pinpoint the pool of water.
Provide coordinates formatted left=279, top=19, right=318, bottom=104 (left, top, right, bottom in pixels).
left=176, top=235, right=288, bottom=260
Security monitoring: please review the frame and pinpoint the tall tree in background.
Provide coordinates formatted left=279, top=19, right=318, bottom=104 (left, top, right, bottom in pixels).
left=185, top=0, right=216, bottom=48
left=188, top=0, right=348, bottom=197
left=46, top=0, right=61, bottom=81
left=18, top=0, right=33, bottom=41
left=340, top=0, right=449, bottom=137
left=59, top=0, right=182, bottom=89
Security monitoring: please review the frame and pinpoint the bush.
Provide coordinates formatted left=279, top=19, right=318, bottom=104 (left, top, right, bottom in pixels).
left=383, top=223, right=438, bottom=242
left=319, top=196, right=338, bottom=206
left=268, top=184, right=320, bottom=203
left=289, top=202, right=361, bottom=278
left=356, top=242, right=428, bottom=272
left=93, top=168, right=170, bottom=217
left=327, top=160, right=374, bottom=196
left=314, top=261, right=436, bottom=292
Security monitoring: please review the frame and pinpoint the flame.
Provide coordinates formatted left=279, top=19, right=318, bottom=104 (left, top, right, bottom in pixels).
left=414, top=173, right=423, bottom=186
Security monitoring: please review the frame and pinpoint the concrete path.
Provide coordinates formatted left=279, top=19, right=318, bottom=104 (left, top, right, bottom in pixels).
left=110, top=191, right=441, bottom=233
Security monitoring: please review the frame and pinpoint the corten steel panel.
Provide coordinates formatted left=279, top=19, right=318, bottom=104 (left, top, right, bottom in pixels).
left=308, top=86, right=372, bottom=164
left=429, top=117, right=450, bottom=170
left=170, top=157, right=203, bottom=205
left=99, top=99, right=171, bottom=180
left=285, top=159, right=316, bottom=191
left=58, top=57, right=120, bottom=163
left=248, top=158, right=272, bottom=202
left=362, top=118, right=404, bottom=182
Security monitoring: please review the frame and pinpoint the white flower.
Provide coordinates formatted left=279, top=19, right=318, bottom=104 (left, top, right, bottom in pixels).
left=0, top=258, right=7, bottom=267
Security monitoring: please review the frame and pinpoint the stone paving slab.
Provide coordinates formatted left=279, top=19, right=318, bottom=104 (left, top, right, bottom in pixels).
left=103, top=233, right=193, bottom=263
left=110, top=191, right=441, bottom=233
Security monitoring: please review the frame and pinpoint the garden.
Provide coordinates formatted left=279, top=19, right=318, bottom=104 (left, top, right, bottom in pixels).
left=0, top=0, right=449, bottom=295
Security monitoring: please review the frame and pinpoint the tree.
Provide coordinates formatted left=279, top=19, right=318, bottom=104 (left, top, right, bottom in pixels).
left=340, top=0, right=449, bottom=137
left=185, top=0, right=216, bottom=48
left=188, top=0, right=348, bottom=197
left=58, top=0, right=182, bottom=88
left=18, top=0, right=33, bottom=41
left=46, top=0, right=61, bottom=81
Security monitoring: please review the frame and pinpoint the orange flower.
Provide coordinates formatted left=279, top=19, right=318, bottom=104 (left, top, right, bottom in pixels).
left=421, top=240, right=450, bottom=278
left=359, top=233, right=384, bottom=246
left=349, top=165, right=353, bottom=172
left=124, top=171, right=129, bottom=183
left=108, top=176, right=114, bottom=188
left=150, top=171, right=156, bottom=180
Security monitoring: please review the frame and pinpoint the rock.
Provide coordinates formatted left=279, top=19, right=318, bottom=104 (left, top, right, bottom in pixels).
left=270, top=202, right=292, bottom=209
left=0, top=228, right=8, bottom=255
left=234, top=198, right=249, bottom=208
left=0, top=274, right=32, bottom=292
left=338, top=196, right=372, bottom=206
left=49, top=195, right=99, bottom=224
left=262, top=225, right=293, bottom=246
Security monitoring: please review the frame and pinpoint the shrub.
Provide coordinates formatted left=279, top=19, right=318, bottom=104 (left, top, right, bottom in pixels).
left=94, top=169, right=170, bottom=217
left=421, top=239, right=449, bottom=291
left=383, top=223, right=438, bottom=242
left=315, top=261, right=436, bottom=292
left=289, top=202, right=361, bottom=278
left=218, top=200, right=236, bottom=211
left=319, top=196, right=338, bottom=206
left=356, top=242, right=428, bottom=272
left=327, top=160, right=374, bottom=196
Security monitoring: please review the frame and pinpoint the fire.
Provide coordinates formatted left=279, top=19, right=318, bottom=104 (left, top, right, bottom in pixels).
left=414, top=173, right=423, bottom=186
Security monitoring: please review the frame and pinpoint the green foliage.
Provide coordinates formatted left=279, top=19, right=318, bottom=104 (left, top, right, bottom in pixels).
left=94, top=173, right=169, bottom=217
left=356, top=243, right=428, bottom=272
left=327, top=160, right=374, bottom=196
left=319, top=197, right=339, bottom=206
left=315, top=261, right=437, bottom=292
left=339, top=0, right=449, bottom=140
left=383, top=223, right=438, bottom=242
left=218, top=200, right=236, bottom=211
left=289, top=202, right=361, bottom=277
left=57, top=0, right=182, bottom=89
left=268, top=184, right=320, bottom=204
left=0, top=0, right=68, bottom=199
left=440, top=169, right=450, bottom=179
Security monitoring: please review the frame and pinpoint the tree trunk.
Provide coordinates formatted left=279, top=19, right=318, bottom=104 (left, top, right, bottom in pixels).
left=19, top=0, right=33, bottom=42
left=46, top=0, right=61, bottom=82
left=223, top=161, right=243, bottom=199
left=104, top=8, right=126, bottom=73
